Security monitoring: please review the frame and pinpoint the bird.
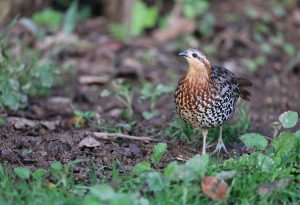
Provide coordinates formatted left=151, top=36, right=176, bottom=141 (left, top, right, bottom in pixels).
left=174, top=48, right=252, bottom=154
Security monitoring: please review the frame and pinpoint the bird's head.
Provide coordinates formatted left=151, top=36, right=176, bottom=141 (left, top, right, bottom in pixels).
left=179, top=48, right=211, bottom=71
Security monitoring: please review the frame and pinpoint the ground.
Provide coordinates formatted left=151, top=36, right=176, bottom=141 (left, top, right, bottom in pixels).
left=0, top=0, right=300, bottom=199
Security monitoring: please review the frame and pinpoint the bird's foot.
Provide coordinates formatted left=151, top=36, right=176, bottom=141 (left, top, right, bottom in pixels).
left=212, top=140, right=228, bottom=154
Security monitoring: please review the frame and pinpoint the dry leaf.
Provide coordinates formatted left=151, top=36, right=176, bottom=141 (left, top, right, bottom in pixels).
left=47, top=182, right=56, bottom=189
left=216, top=170, right=237, bottom=180
left=46, top=96, right=73, bottom=114
left=256, top=179, right=292, bottom=196
left=78, top=75, right=110, bottom=85
left=7, top=117, right=59, bottom=130
left=47, top=96, right=72, bottom=106
left=78, top=137, right=101, bottom=148
left=201, top=176, right=228, bottom=201
left=152, top=17, right=195, bottom=44
left=40, top=120, right=60, bottom=130
left=7, top=117, right=37, bottom=129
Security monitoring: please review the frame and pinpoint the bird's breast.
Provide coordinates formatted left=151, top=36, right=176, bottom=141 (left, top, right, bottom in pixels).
left=174, top=76, right=236, bottom=129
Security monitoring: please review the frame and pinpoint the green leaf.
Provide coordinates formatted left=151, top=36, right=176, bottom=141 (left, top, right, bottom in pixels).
left=261, top=43, right=272, bottom=54
left=39, top=62, right=55, bottom=88
left=295, top=130, right=300, bottom=154
left=151, top=143, right=167, bottom=165
left=244, top=59, right=258, bottom=72
left=185, top=154, right=209, bottom=177
left=240, top=133, right=268, bottom=150
left=142, top=110, right=158, bottom=120
left=169, top=164, right=197, bottom=182
left=89, top=184, right=115, bottom=201
left=279, top=111, right=298, bottom=128
left=257, top=153, right=274, bottom=172
left=145, top=171, right=164, bottom=192
left=32, top=168, right=46, bottom=179
left=130, top=1, right=158, bottom=37
left=0, top=78, right=26, bottom=110
left=14, top=167, right=31, bottom=179
left=144, top=7, right=158, bottom=28
left=164, top=161, right=178, bottom=178
left=63, top=0, right=78, bottom=34
left=183, top=1, right=209, bottom=20
left=155, top=84, right=173, bottom=95
left=198, top=13, right=215, bottom=37
left=110, top=193, right=133, bottom=205
left=0, top=116, right=5, bottom=126
left=32, top=8, right=63, bottom=30
left=109, top=24, right=127, bottom=40
left=132, top=161, right=151, bottom=175
left=283, top=43, right=295, bottom=57
left=272, top=132, right=296, bottom=158
left=51, top=162, right=63, bottom=170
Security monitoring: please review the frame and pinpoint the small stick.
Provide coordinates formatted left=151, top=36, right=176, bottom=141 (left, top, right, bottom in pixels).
left=92, top=132, right=161, bottom=142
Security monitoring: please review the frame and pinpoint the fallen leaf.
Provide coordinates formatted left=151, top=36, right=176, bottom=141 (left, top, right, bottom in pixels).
left=76, top=17, right=107, bottom=36
left=7, top=117, right=37, bottom=129
left=117, top=57, right=143, bottom=77
left=47, top=96, right=72, bottom=105
left=151, top=4, right=195, bottom=44
left=152, top=17, right=195, bottom=44
left=201, top=176, right=228, bottom=201
left=78, top=137, right=101, bottom=148
left=292, top=10, right=300, bottom=26
left=256, top=179, right=292, bottom=196
left=47, top=182, right=56, bottom=189
left=40, top=120, right=60, bottom=130
left=37, top=32, right=79, bottom=51
left=216, top=170, right=237, bottom=180
left=7, top=117, right=60, bottom=130
left=46, top=96, right=73, bottom=114
left=78, top=75, right=110, bottom=85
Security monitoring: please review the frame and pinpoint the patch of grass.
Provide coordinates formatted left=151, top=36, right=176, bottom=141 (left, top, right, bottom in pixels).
left=71, top=110, right=96, bottom=128
left=109, top=0, right=158, bottom=40
left=130, top=0, right=158, bottom=37
left=0, top=161, right=81, bottom=205
left=0, top=115, right=5, bottom=126
left=101, top=79, right=136, bottom=120
left=197, top=13, right=216, bottom=38
left=1, top=111, right=299, bottom=204
left=108, top=24, right=127, bottom=41
left=140, top=80, right=173, bottom=120
left=166, top=118, right=200, bottom=143
left=243, top=56, right=267, bottom=72
left=32, top=8, right=63, bottom=31
left=0, top=36, right=61, bottom=110
left=33, top=1, right=91, bottom=33
left=178, top=0, right=210, bottom=20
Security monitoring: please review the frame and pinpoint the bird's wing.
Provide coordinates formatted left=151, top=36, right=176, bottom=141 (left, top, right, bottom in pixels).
left=210, top=65, right=240, bottom=99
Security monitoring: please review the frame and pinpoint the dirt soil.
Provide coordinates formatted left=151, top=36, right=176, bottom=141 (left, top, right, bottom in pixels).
left=1, top=0, right=300, bottom=179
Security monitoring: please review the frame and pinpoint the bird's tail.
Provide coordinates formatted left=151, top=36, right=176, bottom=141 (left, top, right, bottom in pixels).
left=238, top=78, right=252, bottom=101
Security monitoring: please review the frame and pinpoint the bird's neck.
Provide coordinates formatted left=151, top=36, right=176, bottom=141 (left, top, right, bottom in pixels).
left=185, top=64, right=211, bottom=85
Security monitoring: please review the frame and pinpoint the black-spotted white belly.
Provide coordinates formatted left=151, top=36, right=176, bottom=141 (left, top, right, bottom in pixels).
left=176, top=92, right=236, bottom=129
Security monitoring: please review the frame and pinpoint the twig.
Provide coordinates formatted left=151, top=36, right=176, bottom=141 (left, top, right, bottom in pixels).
left=92, top=132, right=161, bottom=142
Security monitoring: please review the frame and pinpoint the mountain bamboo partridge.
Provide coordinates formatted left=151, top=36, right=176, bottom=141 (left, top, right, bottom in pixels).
left=174, top=48, right=252, bottom=154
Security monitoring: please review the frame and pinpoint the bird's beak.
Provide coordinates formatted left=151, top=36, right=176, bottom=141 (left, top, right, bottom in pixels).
left=179, top=51, right=189, bottom=58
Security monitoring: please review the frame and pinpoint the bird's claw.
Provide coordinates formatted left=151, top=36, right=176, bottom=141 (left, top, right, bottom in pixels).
left=212, top=140, right=228, bottom=154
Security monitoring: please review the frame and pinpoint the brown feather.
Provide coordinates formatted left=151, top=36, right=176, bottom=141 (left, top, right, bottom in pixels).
left=237, top=77, right=252, bottom=101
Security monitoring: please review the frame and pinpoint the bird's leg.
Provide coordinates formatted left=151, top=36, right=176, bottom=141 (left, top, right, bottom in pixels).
left=212, top=126, right=229, bottom=154
left=202, top=130, right=208, bottom=155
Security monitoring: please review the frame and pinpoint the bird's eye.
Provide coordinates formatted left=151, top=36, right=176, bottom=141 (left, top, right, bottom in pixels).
left=192, top=53, right=198, bottom=58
